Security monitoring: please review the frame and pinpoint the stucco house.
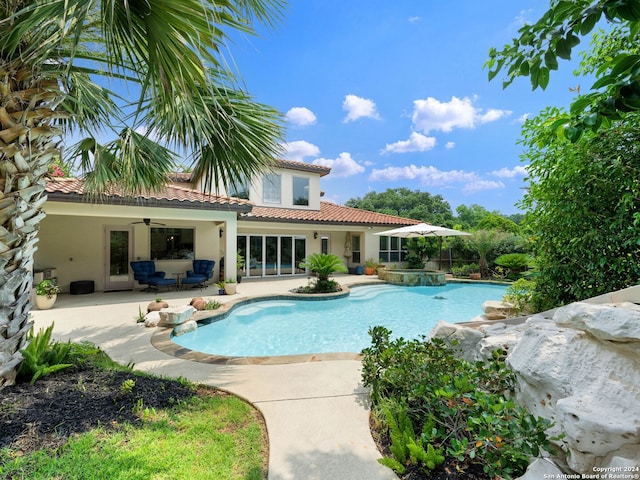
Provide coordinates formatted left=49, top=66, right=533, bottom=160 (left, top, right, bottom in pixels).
left=37, top=159, right=418, bottom=292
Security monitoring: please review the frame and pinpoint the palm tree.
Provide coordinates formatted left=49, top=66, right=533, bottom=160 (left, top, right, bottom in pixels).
left=0, top=0, right=285, bottom=386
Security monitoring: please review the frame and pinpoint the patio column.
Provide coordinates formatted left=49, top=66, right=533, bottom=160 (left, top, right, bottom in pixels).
left=225, top=220, right=238, bottom=282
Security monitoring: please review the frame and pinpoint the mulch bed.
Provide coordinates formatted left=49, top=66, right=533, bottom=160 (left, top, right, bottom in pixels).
left=0, top=365, right=199, bottom=455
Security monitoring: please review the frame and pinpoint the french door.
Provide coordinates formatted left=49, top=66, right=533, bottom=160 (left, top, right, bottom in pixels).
left=240, top=234, right=307, bottom=278
left=104, top=226, right=134, bottom=291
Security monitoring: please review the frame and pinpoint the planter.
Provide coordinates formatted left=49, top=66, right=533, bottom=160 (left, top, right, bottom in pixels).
left=355, top=266, right=364, bottom=275
left=218, top=289, right=226, bottom=295
left=224, top=283, right=237, bottom=295
left=36, top=294, right=57, bottom=310
left=469, top=273, right=481, bottom=280
left=364, top=266, right=376, bottom=275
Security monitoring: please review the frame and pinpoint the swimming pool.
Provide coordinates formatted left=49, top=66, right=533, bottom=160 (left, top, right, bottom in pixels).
left=171, top=283, right=507, bottom=358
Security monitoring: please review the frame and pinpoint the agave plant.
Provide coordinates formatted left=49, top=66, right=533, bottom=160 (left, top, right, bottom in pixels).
left=0, top=0, right=285, bottom=386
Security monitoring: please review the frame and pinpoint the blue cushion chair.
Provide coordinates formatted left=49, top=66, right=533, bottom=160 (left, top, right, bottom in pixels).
left=181, top=260, right=215, bottom=289
left=130, top=261, right=176, bottom=291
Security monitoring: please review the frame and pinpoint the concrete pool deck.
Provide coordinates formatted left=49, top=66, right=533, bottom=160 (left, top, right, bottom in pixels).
left=30, top=274, right=397, bottom=480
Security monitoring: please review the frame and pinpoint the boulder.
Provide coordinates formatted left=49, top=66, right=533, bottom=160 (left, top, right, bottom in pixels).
left=482, top=300, right=516, bottom=320
left=173, top=320, right=197, bottom=336
left=158, top=306, right=196, bottom=327
left=144, top=311, right=161, bottom=328
left=441, top=301, right=640, bottom=476
left=429, top=320, right=484, bottom=362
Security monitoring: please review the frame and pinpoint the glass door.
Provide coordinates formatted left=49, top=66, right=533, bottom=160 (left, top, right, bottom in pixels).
left=104, top=226, right=134, bottom=291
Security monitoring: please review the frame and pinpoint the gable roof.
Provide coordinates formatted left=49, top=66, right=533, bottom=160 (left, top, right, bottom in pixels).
left=245, top=201, right=421, bottom=227
left=45, top=178, right=252, bottom=212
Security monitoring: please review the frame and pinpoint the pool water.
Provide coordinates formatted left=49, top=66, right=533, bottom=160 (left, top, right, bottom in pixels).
left=172, top=283, right=507, bottom=357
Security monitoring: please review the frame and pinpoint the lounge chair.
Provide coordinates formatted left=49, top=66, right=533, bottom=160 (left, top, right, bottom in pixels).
left=130, top=261, right=177, bottom=291
left=181, top=259, right=215, bottom=289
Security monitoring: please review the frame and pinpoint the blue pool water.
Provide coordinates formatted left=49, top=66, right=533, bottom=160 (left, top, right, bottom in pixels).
left=172, top=283, right=507, bottom=357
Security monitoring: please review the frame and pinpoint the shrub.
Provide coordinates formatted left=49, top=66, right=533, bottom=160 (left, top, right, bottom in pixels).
left=503, top=278, right=536, bottom=315
left=18, top=323, right=73, bottom=384
left=361, top=326, right=554, bottom=479
left=298, top=253, right=347, bottom=293
left=495, top=253, right=532, bottom=279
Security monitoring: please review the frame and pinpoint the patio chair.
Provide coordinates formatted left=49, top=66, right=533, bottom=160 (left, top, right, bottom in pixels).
left=181, top=259, right=215, bottom=289
left=130, top=261, right=177, bottom=292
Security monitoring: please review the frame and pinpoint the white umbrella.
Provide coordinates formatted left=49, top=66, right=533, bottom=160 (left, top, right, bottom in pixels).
left=374, top=223, right=471, bottom=269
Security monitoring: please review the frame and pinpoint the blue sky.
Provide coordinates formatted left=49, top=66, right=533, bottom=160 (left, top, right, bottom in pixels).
left=226, top=1, right=586, bottom=215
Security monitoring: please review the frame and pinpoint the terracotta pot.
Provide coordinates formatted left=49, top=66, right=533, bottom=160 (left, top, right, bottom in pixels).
left=364, top=267, right=376, bottom=275
left=469, top=273, right=481, bottom=280
left=36, top=294, right=57, bottom=310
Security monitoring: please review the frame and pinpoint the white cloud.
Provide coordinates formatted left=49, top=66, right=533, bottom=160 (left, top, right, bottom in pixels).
left=342, top=94, right=380, bottom=123
left=369, top=164, right=477, bottom=186
left=463, top=180, right=505, bottom=194
left=312, top=152, right=365, bottom=177
left=491, top=166, right=528, bottom=178
left=408, top=16, right=420, bottom=23
left=445, top=141, right=456, bottom=149
left=478, top=108, right=512, bottom=124
left=282, top=140, right=320, bottom=162
left=369, top=163, right=507, bottom=194
left=411, top=96, right=511, bottom=133
left=513, top=9, right=534, bottom=28
left=381, top=132, right=436, bottom=154
left=517, top=113, right=531, bottom=123
left=285, top=107, right=317, bottom=126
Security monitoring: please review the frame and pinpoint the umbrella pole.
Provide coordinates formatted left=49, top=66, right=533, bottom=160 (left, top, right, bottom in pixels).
left=438, top=237, right=443, bottom=271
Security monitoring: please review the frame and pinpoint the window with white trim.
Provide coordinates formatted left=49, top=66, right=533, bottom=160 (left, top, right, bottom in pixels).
left=263, top=173, right=281, bottom=204
left=292, top=176, right=309, bottom=206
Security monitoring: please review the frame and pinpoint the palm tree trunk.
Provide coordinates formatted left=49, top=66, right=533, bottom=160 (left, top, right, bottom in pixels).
left=0, top=61, right=62, bottom=386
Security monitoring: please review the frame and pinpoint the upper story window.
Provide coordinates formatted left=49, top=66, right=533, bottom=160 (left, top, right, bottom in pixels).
left=229, top=175, right=250, bottom=199
left=151, top=227, right=194, bottom=260
left=263, top=173, right=281, bottom=204
left=293, top=176, right=309, bottom=206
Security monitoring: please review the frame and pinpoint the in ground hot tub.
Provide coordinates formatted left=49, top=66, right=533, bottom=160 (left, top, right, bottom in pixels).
left=379, top=269, right=446, bottom=286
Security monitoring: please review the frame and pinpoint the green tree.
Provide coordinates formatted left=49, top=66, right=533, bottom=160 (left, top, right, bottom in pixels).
left=454, top=204, right=491, bottom=230
left=486, top=0, right=640, bottom=141
left=0, top=0, right=284, bottom=386
left=520, top=110, right=640, bottom=310
left=476, top=213, right=520, bottom=234
left=345, top=188, right=454, bottom=226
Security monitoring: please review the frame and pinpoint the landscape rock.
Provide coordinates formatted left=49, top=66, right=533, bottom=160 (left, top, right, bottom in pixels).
left=144, top=311, right=160, bottom=327
left=173, top=320, right=197, bottom=336
left=440, top=299, right=640, bottom=476
left=429, top=320, right=484, bottom=362
left=516, top=458, right=563, bottom=480
left=158, top=306, right=196, bottom=327
left=482, top=300, right=516, bottom=320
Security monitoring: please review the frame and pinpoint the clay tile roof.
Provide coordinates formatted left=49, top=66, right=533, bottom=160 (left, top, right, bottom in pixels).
left=246, top=201, right=421, bottom=227
left=274, top=159, right=331, bottom=177
left=45, top=178, right=253, bottom=212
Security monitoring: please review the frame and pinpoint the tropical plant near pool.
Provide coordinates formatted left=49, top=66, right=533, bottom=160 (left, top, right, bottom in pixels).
left=0, top=0, right=285, bottom=386
left=299, top=253, right=348, bottom=293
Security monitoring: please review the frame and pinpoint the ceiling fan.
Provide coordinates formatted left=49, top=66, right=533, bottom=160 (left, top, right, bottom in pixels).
left=130, top=218, right=166, bottom=226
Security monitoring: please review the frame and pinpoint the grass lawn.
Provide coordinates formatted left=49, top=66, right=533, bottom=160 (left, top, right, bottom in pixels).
left=0, top=344, right=268, bottom=480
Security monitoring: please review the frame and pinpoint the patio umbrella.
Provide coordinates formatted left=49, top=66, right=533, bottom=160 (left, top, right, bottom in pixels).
left=344, top=232, right=352, bottom=259
left=374, top=223, right=472, bottom=269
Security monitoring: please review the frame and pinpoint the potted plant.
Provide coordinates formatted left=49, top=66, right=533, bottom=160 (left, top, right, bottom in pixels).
left=35, top=279, right=60, bottom=310
left=236, top=253, right=245, bottom=283
left=467, top=263, right=481, bottom=280
left=216, top=281, right=226, bottom=295
left=224, top=278, right=237, bottom=295
left=364, top=258, right=377, bottom=275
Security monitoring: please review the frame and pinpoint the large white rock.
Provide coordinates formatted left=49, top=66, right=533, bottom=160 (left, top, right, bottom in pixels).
left=431, top=299, right=640, bottom=476
left=482, top=300, right=516, bottom=320
left=553, top=302, right=640, bottom=342
left=173, top=320, right=197, bottom=336
left=158, top=306, right=196, bottom=327
left=144, top=311, right=161, bottom=327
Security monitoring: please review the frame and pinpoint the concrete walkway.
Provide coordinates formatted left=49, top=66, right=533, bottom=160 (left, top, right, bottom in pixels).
left=30, top=276, right=396, bottom=480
